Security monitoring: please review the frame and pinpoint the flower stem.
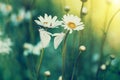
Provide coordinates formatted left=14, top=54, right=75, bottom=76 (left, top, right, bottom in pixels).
left=71, top=51, right=81, bottom=80
left=80, top=2, right=84, bottom=18
left=62, top=31, right=69, bottom=80
left=37, top=48, right=44, bottom=80
left=96, top=9, right=120, bottom=80
left=29, top=13, right=34, bottom=43
left=44, top=77, right=48, bottom=80
left=79, top=1, right=84, bottom=46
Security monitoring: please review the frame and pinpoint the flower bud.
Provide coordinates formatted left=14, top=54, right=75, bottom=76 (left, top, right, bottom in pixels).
left=82, top=7, right=88, bottom=15
left=79, top=45, right=86, bottom=51
left=110, top=54, right=115, bottom=60
left=44, top=71, right=51, bottom=77
left=100, top=64, right=106, bottom=70
left=81, top=0, right=87, bottom=2
left=58, top=76, right=62, bottom=80
left=64, top=6, right=70, bottom=13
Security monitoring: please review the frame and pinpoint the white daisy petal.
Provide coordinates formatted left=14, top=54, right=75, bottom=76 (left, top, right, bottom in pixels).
left=45, top=13, right=48, bottom=19
left=38, top=16, right=44, bottom=22
left=34, top=20, right=42, bottom=25
left=52, top=16, right=57, bottom=22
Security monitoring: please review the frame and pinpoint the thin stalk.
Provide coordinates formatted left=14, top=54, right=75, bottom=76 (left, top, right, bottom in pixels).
left=29, top=14, right=34, bottom=43
left=37, top=48, right=44, bottom=80
left=80, top=2, right=84, bottom=18
left=96, top=9, right=120, bottom=80
left=79, top=1, right=84, bottom=46
left=44, top=77, right=48, bottom=80
left=105, top=9, right=120, bottom=34
left=62, top=31, right=69, bottom=80
left=71, top=51, right=81, bottom=80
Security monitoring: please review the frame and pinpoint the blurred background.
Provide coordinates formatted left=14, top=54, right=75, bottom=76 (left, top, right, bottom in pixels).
left=0, top=0, right=120, bottom=80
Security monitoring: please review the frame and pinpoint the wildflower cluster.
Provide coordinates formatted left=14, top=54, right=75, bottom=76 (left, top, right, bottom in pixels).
left=35, top=13, right=84, bottom=49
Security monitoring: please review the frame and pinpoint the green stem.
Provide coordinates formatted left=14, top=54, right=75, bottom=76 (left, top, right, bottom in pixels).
left=62, top=31, right=69, bottom=80
left=29, top=14, right=34, bottom=43
left=71, top=51, right=81, bottom=80
left=79, top=2, right=84, bottom=46
left=44, top=77, right=48, bottom=80
left=80, top=2, right=84, bottom=18
left=96, top=9, right=120, bottom=80
left=105, top=9, right=120, bottom=34
left=37, top=48, right=44, bottom=80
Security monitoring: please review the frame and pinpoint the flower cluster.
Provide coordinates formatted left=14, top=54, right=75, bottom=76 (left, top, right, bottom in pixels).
left=35, top=13, right=84, bottom=49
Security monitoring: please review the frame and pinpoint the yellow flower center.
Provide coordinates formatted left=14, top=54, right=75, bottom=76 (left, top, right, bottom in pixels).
left=67, top=22, right=76, bottom=29
left=44, top=22, right=48, bottom=24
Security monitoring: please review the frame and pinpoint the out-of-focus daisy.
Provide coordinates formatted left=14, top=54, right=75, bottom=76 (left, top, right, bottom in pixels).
left=23, top=42, right=43, bottom=56
left=62, top=14, right=84, bottom=34
left=10, top=8, right=30, bottom=26
left=10, top=9, right=25, bottom=26
left=17, top=8, right=25, bottom=22
left=0, top=3, right=12, bottom=16
left=0, top=38, right=13, bottom=54
left=24, top=11, right=32, bottom=20
left=35, top=14, right=61, bottom=28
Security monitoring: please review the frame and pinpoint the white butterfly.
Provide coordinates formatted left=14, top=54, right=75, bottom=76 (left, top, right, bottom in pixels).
left=39, top=29, right=52, bottom=48
left=39, top=29, right=65, bottom=49
left=52, top=32, right=65, bottom=49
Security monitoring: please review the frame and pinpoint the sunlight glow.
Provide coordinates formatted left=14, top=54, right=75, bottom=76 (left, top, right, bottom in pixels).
left=107, top=0, right=120, bottom=5
left=112, top=0, right=120, bottom=4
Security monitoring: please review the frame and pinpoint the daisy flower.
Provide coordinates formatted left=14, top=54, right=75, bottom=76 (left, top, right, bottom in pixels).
left=35, top=14, right=61, bottom=28
left=62, top=14, right=84, bottom=34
